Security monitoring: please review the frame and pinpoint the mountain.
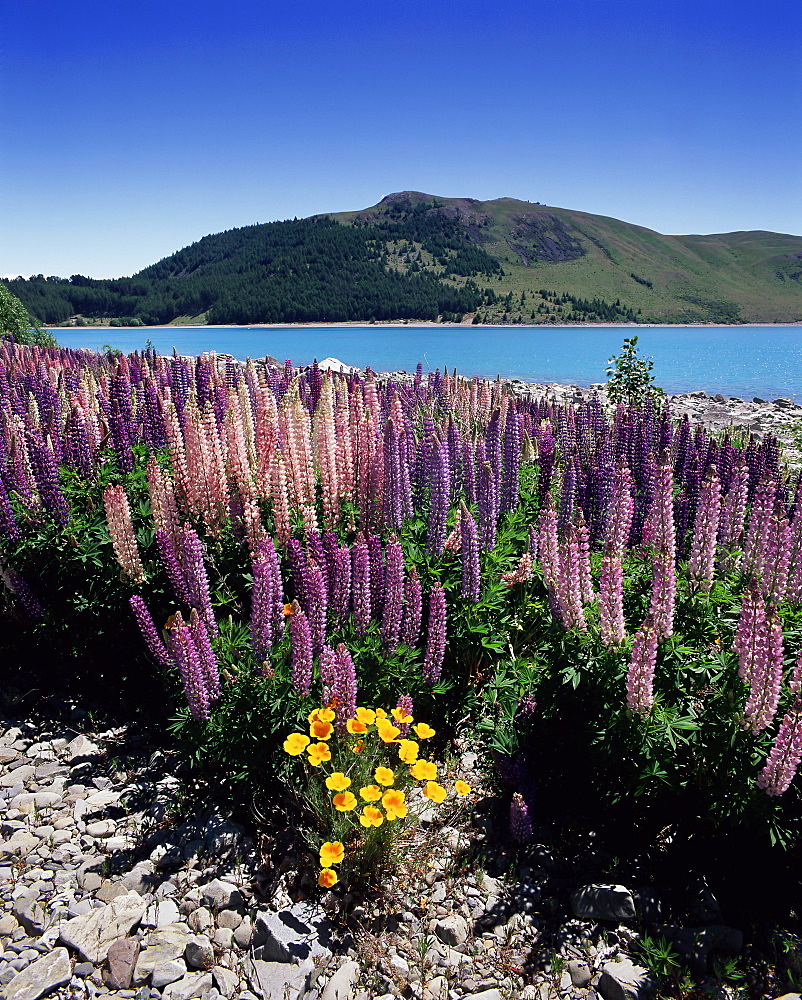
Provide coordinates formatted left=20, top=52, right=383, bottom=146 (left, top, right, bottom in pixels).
left=6, top=192, right=802, bottom=326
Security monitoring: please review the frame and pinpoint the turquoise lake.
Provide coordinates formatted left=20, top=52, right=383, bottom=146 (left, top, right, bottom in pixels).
left=51, top=325, right=802, bottom=402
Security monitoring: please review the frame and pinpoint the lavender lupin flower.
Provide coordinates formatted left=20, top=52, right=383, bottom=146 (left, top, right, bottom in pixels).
left=331, top=544, right=352, bottom=623
left=188, top=608, right=221, bottom=703
left=744, top=610, right=784, bottom=734
left=501, top=409, right=521, bottom=515
left=732, top=580, right=768, bottom=684
left=477, top=461, right=498, bottom=552
left=367, top=533, right=384, bottom=618
left=460, top=503, right=481, bottom=602
left=381, top=535, right=405, bottom=651
left=168, top=611, right=210, bottom=722
left=305, top=560, right=328, bottom=654
left=250, top=555, right=277, bottom=662
left=395, top=694, right=414, bottom=737
left=688, top=465, right=722, bottom=594
left=180, top=526, right=218, bottom=635
left=427, top=435, right=451, bottom=556
left=401, top=564, right=422, bottom=647
left=422, top=582, right=447, bottom=684
left=351, top=535, right=372, bottom=635
left=155, top=529, right=193, bottom=606
left=509, top=792, right=533, bottom=844
left=757, top=698, right=802, bottom=796
left=129, top=595, right=173, bottom=670
left=289, top=600, right=313, bottom=696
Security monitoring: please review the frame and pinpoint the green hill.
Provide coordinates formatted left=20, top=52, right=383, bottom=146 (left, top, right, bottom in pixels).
left=6, top=192, right=802, bottom=326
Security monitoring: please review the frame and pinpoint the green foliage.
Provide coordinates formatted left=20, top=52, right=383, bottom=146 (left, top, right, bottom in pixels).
left=606, top=335, right=663, bottom=407
left=0, top=283, right=57, bottom=346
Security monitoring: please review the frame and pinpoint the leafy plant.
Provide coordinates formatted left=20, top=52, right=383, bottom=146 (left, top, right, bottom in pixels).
left=606, top=335, right=663, bottom=406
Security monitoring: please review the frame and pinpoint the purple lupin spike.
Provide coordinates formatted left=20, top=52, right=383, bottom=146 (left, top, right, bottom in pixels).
left=129, top=595, right=173, bottom=670
left=289, top=600, right=313, bottom=696
left=180, top=526, right=218, bottom=635
left=189, top=608, right=221, bottom=703
left=460, top=503, right=481, bottom=603
left=381, top=534, right=405, bottom=651
left=351, top=535, right=372, bottom=635
left=401, top=564, right=422, bottom=647
left=422, top=582, right=447, bottom=684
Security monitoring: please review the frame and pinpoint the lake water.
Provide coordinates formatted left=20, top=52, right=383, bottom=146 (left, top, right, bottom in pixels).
left=51, top=325, right=802, bottom=402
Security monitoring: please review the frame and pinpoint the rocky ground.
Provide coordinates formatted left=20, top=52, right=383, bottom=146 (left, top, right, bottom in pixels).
left=2, top=707, right=801, bottom=1000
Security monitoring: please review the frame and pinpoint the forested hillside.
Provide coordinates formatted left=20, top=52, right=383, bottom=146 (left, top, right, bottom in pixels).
left=6, top=193, right=802, bottom=326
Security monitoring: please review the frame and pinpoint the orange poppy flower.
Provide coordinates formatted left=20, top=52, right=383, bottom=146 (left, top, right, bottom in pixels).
left=319, top=841, right=345, bottom=866
left=359, top=806, right=384, bottom=828
left=391, top=706, right=414, bottom=724
left=355, top=707, right=376, bottom=725
left=376, top=720, right=401, bottom=743
left=374, top=767, right=395, bottom=786
left=382, top=788, right=407, bottom=820
left=422, top=781, right=446, bottom=803
left=318, top=868, right=338, bottom=887
left=359, top=784, right=382, bottom=802
left=307, top=743, right=331, bottom=766
left=454, top=781, right=471, bottom=796
left=374, top=708, right=388, bottom=721
left=283, top=604, right=293, bottom=616
left=283, top=733, right=310, bottom=756
left=325, top=772, right=352, bottom=792
left=397, top=740, right=419, bottom=764
left=309, top=719, right=334, bottom=740
left=351, top=740, right=365, bottom=754
left=413, top=723, right=436, bottom=739
left=346, top=718, right=367, bottom=735
left=308, top=707, right=336, bottom=724
left=410, top=759, right=437, bottom=781
left=332, top=791, right=358, bottom=812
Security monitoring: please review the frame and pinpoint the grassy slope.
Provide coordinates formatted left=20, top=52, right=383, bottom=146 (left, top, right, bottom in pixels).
left=328, top=193, right=802, bottom=323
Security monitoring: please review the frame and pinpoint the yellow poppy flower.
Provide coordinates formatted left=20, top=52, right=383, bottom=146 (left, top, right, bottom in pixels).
left=374, top=767, right=395, bottom=786
left=346, top=718, right=367, bottom=735
left=359, top=806, right=384, bottom=828
left=391, top=706, right=414, bottom=724
left=422, top=781, right=447, bottom=803
left=308, top=707, right=336, bottom=724
left=454, top=781, right=471, bottom=796
left=397, top=740, right=419, bottom=764
left=351, top=740, right=365, bottom=754
left=283, top=733, right=310, bottom=756
left=325, top=772, right=352, bottom=792
left=413, top=723, right=436, bottom=739
left=319, top=841, right=345, bottom=866
left=360, top=784, right=382, bottom=802
left=374, top=708, right=388, bottom=721
left=307, top=742, right=332, bottom=766
left=382, top=788, right=407, bottom=819
left=309, top=719, right=334, bottom=741
left=332, top=791, right=358, bottom=812
left=376, top=720, right=401, bottom=743
left=355, top=707, right=376, bottom=726
left=410, top=759, right=437, bottom=781
left=318, top=868, right=338, bottom=887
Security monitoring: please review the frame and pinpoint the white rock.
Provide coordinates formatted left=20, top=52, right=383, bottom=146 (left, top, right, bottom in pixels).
left=58, top=890, right=145, bottom=963
left=4, top=946, right=71, bottom=1000
left=320, top=961, right=360, bottom=1000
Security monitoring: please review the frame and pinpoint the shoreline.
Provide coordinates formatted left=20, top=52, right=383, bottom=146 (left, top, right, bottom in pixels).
left=47, top=321, right=802, bottom=331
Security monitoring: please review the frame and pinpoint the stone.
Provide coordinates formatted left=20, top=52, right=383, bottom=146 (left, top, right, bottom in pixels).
left=212, top=927, right=233, bottom=949
left=434, top=914, right=469, bottom=947
left=73, top=962, right=94, bottom=977
left=570, top=884, right=636, bottom=922
left=321, top=960, right=360, bottom=1000
left=10, top=792, right=62, bottom=813
left=67, top=735, right=100, bottom=760
left=216, top=909, right=243, bottom=931
left=212, top=965, right=240, bottom=998
left=152, top=960, right=188, bottom=989
left=86, top=819, right=116, bottom=838
left=1, top=765, right=36, bottom=787
left=1, top=831, right=39, bottom=856
left=103, top=936, right=141, bottom=990
left=423, top=975, right=446, bottom=1000
left=598, top=959, right=655, bottom=1000
left=134, top=926, right=196, bottom=980
left=199, top=879, right=244, bottom=911
left=162, top=971, right=215, bottom=999
left=12, top=893, right=46, bottom=935
left=252, top=901, right=332, bottom=963
left=188, top=907, right=215, bottom=935
left=59, top=890, right=146, bottom=963
left=143, top=899, right=181, bottom=928
left=656, top=924, right=743, bottom=975
left=3, top=946, right=71, bottom=1000
left=463, top=991, right=503, bottom=1000
left=247, top=957, right=315, bottom=1000
left=184, top=936, right=214, bottom=970
left=0, top=913, right=20, bottom=935
left=233, top=916, right=253, bottom=949
left=567, top=959, right=592, bottom=987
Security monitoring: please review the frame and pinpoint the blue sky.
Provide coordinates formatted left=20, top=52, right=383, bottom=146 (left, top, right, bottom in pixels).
left=2, top=0, right=801, bottom=278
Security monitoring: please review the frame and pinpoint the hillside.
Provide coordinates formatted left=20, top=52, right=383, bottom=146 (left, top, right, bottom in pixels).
left=6, top=192, right=802, bottom=326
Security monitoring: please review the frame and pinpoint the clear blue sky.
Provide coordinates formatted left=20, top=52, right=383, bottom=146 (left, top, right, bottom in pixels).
left=2, top=0, right=801, bottom=278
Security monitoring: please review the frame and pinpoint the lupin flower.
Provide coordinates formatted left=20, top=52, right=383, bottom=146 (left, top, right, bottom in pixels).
left=401, top=565, right=422, bottom=647
left=422, top=582, right=447, bottom=684
left=460, top=503, right=481, bottom=601
left=167, top=610, right=210, bottom=722
left=188, top=607, right=221, bottom=703
left=351, top=536, right=372, bottom=635
left=426, top=434, right=451, bottom=556
left=744, top=610, right=784, bottom=734
left=757, top=699, right=802, bottom=796
left=381, top=535, right=405, bottom=651
left=180, top=526, right=218, bottom=635
left=129, top=595, right=173, bottom=669
left=688, top=465, right=722, bottom=594
left=103, top=484, right=145, bottom=584
left=394, top=695, right=414, bottom=738
left=626, top=616, right=659, bottom=714
left=509, top=792, right=533, bottom=844
left=500, top=552, right=533, bottom=588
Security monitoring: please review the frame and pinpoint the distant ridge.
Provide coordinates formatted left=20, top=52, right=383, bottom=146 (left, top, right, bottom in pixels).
left=6, top=192, right=802, bottom=326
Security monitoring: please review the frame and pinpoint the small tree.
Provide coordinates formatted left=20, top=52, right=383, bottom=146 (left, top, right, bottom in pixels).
left=0, top=284, right=57, bottom=347
left=605, top=335, right=662, bottom=406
